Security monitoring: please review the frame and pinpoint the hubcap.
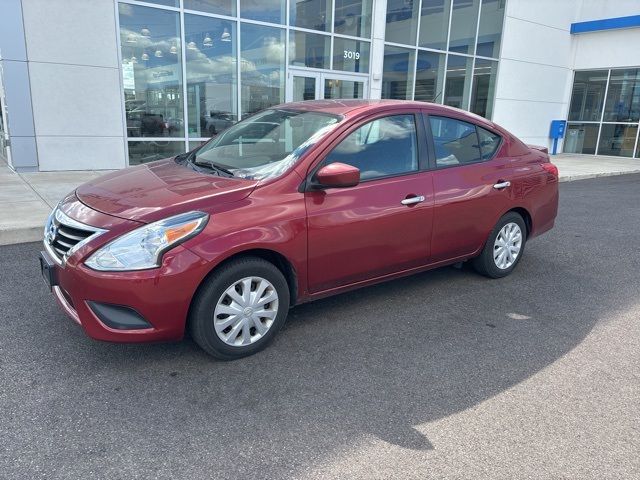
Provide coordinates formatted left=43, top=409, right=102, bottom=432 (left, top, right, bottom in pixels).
left=493, top=222, right=522, bottom=270
left=214, top=276, right=279, bottom=347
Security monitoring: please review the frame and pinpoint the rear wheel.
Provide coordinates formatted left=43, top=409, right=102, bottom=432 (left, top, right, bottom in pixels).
left=473, top=212, right=526, bottom=278
left=189, top=257, right=290, bottom=359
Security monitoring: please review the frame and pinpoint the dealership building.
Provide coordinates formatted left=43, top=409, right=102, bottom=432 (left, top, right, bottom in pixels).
left=0, top=0, right=639, bottom=171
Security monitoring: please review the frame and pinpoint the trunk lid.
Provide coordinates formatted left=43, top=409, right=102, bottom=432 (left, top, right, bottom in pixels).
left=527, top=144, right=549, bottom=155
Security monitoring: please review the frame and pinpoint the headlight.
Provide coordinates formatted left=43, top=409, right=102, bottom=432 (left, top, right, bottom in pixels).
left=85, top=211, right=208, bottom=271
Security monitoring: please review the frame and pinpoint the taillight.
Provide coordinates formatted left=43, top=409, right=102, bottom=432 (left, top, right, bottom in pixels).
left=542, top=162, right=558, bottom=177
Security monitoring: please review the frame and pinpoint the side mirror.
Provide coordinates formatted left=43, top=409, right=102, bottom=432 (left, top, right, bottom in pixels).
left=314, top=162, right=360, bottom=189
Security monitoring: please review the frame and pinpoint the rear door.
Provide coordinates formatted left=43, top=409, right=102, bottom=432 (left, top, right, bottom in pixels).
left=305, top=111, right=434, bottom=293
left=426, top=114, right=516, bottom=262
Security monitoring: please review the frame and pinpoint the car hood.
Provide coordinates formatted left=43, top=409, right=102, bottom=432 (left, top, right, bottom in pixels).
left=76, top=159, right=258, bottom=223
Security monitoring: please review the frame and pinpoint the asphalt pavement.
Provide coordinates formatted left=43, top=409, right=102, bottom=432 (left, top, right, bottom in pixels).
left=1, top=175, right=639, bottom=479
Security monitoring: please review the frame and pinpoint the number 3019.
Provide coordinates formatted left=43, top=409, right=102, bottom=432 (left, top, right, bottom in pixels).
left=343, top=50, right=361, bottom=60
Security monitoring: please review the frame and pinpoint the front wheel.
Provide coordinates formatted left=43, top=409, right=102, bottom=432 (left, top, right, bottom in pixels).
left=472, top=212, right=526, bottom=278
left=189, top=257, right=290, bottom=360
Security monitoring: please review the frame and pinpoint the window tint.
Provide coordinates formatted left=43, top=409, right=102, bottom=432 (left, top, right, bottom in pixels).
left=477, top=127, right=501, bottom=159
left=324, top=115, right=418, bottom=180
left=429, top=116, right=481, bottom=167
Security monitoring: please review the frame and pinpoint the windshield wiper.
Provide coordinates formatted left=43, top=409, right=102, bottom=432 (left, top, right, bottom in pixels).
left=175, top=145, right=202, bottom=164
left=191, top=159, right=235, bottom=177
left=174, top=151, right=193, bottom=163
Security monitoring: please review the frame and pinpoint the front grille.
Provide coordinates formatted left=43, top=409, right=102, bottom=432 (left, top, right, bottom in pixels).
left=44, top=207, right=105, bottom=264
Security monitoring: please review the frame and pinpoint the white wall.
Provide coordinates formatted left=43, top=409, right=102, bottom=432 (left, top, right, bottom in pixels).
left=369, top=0, right=388, bottom=99
left=21, top=0, right=126, bottom=171
left=572, top=28, right=640, bottom=71
left=492, top=0, right=580, bottom=149
left=577, top=0, right=640, bottom=22
left=493, top=0, right=640, bottom=152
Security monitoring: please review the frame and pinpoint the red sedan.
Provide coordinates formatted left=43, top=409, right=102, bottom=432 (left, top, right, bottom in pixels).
left=39, top=100, right=559, bottom=359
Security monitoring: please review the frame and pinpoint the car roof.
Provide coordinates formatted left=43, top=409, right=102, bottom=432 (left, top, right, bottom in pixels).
left=275, top=99, right=499, bottom=129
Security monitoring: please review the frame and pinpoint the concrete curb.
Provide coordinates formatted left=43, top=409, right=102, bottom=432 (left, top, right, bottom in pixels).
left=2, top=170, right=639, bottom=247
left=0, top=226, right=43, bottom=246
left=558, top=169, right=640, bottom=183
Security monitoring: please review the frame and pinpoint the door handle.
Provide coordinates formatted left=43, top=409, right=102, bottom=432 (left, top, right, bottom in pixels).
left=493, top=181, right=511, bottom=190
left=401, top=195, right=425, bottom=206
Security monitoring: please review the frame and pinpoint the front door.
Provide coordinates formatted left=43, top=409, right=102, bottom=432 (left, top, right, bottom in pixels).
left=288, top=70, right=368, bottom=102
left=305, top=112, right=434, bottom=293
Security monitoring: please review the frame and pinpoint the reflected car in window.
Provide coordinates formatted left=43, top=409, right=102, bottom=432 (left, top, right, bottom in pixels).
left=202, top=111, right=236, bottom=136
left=39, top=100, right=558, bottom=359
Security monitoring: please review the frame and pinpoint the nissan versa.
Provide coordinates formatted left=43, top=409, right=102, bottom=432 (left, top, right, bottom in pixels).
left=40, top=100, right=559, bottom=359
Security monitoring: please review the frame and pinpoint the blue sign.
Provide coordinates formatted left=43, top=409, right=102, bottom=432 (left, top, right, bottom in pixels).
left=549, top=120, right=567, bottom=155
left=550, top=120, right=566, bottom=139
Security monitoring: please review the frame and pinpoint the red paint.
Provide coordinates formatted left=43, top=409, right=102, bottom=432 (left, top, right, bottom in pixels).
left=315, top=162, right=361, bottom=188
left=45, top=100, right=558, bottom=343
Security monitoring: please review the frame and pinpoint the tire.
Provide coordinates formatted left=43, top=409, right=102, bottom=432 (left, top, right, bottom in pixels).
left=472, top=212, right=527, bottom=279
left=189, top=257, right=290, bottom=360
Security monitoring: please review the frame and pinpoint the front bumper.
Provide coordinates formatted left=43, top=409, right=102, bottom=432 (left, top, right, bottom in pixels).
left=42, top=244, right=211, bottom=343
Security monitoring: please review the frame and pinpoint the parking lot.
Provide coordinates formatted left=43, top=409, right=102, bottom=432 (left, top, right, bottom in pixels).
left=1, top=174, right=638, bottom=479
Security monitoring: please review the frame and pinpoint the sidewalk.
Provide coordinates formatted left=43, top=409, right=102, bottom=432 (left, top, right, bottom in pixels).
left=1, top=154, right=639, bottom=246
left=0, top=163, right=101, bottom=245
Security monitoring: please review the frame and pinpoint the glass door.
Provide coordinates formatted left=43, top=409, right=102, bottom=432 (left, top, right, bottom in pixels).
left=292, top=74, right=320, bottom=102
left=323, top=76, right=366, bottom=100
left=288, top=69, right=368, bottom=102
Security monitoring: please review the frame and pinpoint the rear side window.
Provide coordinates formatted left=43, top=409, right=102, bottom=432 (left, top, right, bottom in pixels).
left=324, top=114, right=418, bottom=181
left=477, top=127, right=502, bottom=159
left=429, top=116, right=481, bottom=167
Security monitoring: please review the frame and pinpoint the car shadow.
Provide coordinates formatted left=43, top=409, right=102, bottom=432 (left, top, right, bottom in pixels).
left=2, top=177, right=636, bottom=477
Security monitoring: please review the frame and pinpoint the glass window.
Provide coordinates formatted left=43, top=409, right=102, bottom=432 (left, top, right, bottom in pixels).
left=289, top=0, right=331, bottom=32
left=381, top=46, right=415, bottom=100
left=293, top=76, right=317, bottom=101
left=128, top=141, right=186, bottom=165
left=240, top=24, right=286, bottom=118
left=119, top=4, right=183, bottom=138
left=324, top=78, right=364, bottom=99
left=414, top=51, right=445, bottom=103
left=419, top=0, right=451, bottom=50
left=332, top=38, right=370, bottom=73
left=385, top=0, right=419, bottom=46
left=603, top=68, right=640, bottom=122
left=449, top=0, right=480, bottom=55
left=444, top=54, right=473, bottom=109
left=334, top=0, right=372, bottom=38
left=476, top=0, right=505, bottom=58
left=470, top=58, right=498, bottom=119
left=597, top=124, right=638, bottom=157
left=289, top=31, right=331, bottom=69
left=429, top=116, right=481, bottom=166
left=324, top=115, right=418, bottom=180
left=184, top=0, right=235, bottom=17
left=568, top=70, right=608, bottom=122
left=563, top=123, right=599, bottom=155
left=240, top=0, right=285, bottom=24
left=195, top=109, right=340, bottom=179
left=477, top=126, right=501, bottom=159
left=142, top=0, right=179, bottom=6
left=185, top=14, right=236, bottom=139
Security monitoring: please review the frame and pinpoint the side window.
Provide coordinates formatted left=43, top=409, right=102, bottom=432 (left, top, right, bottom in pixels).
left=429, top=116, right=481, bottom=167
left=324, top=114, right=418, bottom=181
left=477, top=127, right=502, bottom=159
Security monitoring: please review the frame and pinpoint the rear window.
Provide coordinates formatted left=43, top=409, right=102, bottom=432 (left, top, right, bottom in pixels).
left=429, top=116, right=481, bottom=167
left=477, top=127, right=502, bottom=159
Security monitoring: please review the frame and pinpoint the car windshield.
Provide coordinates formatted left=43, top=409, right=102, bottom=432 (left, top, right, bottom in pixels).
left=194, top=109, right=341, bottom=180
